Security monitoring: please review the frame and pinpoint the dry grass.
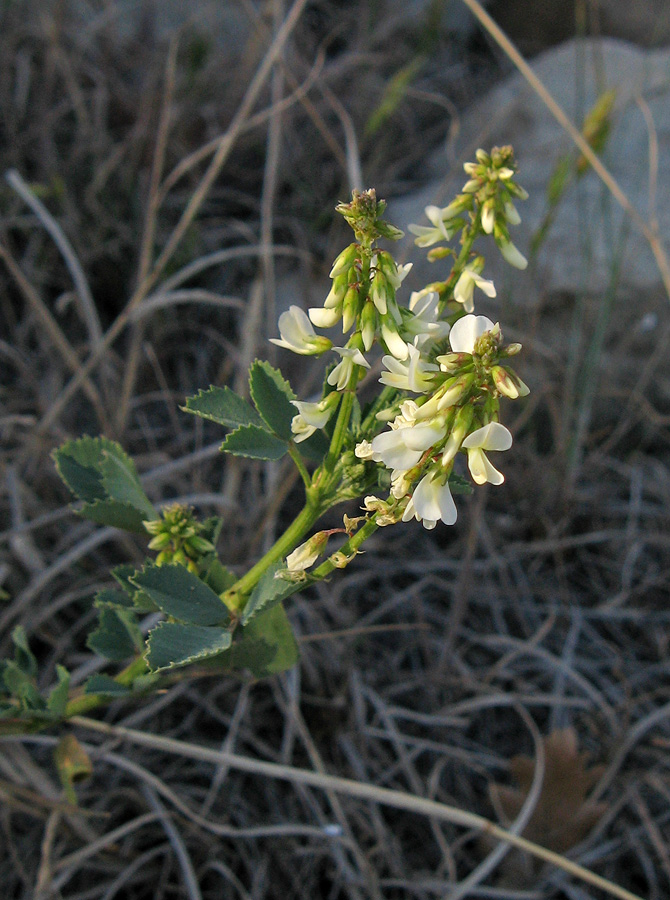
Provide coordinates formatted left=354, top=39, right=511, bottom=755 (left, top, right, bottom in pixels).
left=1, top=2, right=670, bottom=898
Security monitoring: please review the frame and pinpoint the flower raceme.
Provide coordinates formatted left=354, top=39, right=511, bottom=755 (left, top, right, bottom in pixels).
left=268, top=152, right=529, bottom=531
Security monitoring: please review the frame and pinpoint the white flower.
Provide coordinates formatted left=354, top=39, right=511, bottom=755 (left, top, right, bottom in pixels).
left=308, top=305, right=342, bottom=328
left=448, top=314, right=496, bottom=354
left=403, top=289, right=451, bottom=346
left=453, top=267, right=496, bottom=313
left=499, top=240, right=527, bottom=270
left=481, top=201, right=495, bottom=235
left=327, top=346, right=370, bottom=391
left=408, top=205, right=458, bottom=247
left=290, top=396, right=337, bottom=443
left=286, top=532, right=329, bottom=572
left=371, top=417, right=446, bottom=472
left=270, top=306, right=332, bottom=355
left=379, top=341, right=438, bottom=392
left=381, top=320, right=409, bottom=360
left=354, top=439, right=374, bottom=460
left=504, top=200, right=521, bottom=225
left=402, top=473, right=457, bottom=529
left=461, top=422, right=512, bottom=485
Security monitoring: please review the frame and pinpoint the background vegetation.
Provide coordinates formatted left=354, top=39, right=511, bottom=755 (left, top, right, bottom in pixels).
left=1, top=1, right=669, bottom=898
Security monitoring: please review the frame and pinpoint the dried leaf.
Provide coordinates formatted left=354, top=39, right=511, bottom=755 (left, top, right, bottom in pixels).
left=488, top=727, right=608, bottom=885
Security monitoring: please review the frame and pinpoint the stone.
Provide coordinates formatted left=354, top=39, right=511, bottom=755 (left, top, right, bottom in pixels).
left=388, top=38, right=670, bottom=312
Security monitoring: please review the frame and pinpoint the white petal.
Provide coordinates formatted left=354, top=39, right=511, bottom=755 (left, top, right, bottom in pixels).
left=309, top=306, right=341, bottom=328
left=449, top=314, right=495, bottom=354
left=462, top=422, right=512, bottom=452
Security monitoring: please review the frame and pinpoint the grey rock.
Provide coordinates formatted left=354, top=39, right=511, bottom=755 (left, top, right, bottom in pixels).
left=388, top=38, right=670, bottom=310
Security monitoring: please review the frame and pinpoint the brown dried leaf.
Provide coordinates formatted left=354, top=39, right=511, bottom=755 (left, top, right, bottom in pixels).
left=490, top=727, right=608, bottom=855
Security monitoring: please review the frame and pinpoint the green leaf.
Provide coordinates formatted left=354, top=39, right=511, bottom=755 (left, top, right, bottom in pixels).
left=241, top=562, right=305, bottom=625
left=87, top=608, right=142, bottom=661
left=234, top=603, right=298, bottom=676
left=78, top=499, right=149, bottom=533
left=145, top=622, right=232, bottom=672
left=130, top=563, right=230, bottom=626
left=249, top=360, right=295, bottom=441
left=54, top=436, right=156, bottom=533
left=99, top=446, right=156, bottom=519
left=93, top=588, right=136, bottom=610
left=11, top=626, right=37, bottom=677
left=46, top=666, right=70, bottom=716
left=112, top=564, right=157, bottom=612
left=221, top=425, right=287, bottom=460
left=182, top=386, right=263, bottom=429
left=84, top=674, right=131, bottom=696
left=53, top=436, right=108, bottom=503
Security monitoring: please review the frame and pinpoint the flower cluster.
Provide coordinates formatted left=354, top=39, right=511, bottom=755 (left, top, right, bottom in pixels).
left=143, top=504, right=215, bottom=572
left=269, top=148, right=530, bottom=532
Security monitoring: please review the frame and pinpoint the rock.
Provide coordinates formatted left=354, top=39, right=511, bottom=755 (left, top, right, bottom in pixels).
left=388, top=38, right=670, bottom=311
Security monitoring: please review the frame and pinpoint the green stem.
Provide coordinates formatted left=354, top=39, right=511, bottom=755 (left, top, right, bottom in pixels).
left=287, top=442, right=312, bottom=489
left=311, top=514, right=380, bottom=581
left=64, top=655, right=149, bottom=718
left=223, top=498, right=324, bottom=608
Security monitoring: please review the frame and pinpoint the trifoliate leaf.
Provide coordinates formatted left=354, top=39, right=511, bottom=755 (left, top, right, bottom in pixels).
left=221, top=425, right=287, bottom=460
left=87, top=608, right=142, bottom=661
left=182, top=386, right=263, bottom=429
left=241, top=561, right=305, bottom=625
left=249, top=359, right=295, bottom=441
left=145, top=622, right=232, bottom=672
left=130, top=563, right=230, bottom=626
left=234, top=603, right=298, bottom=676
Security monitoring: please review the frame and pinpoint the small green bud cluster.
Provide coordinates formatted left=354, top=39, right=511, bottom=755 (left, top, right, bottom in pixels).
left=143, top=504, right=215, bottom=573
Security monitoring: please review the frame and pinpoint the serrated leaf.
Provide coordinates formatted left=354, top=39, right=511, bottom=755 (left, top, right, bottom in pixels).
left=182, top=386, right=263, bottom=429
left=235, top=603, right=298, bottom=676
left=112, top=564, right=157, bottom=612
left=84, top=674, right=131, bottom=696
left=46, top=666, right=70, bottom=716
left=130, top=563, right=229, bottom=626
left=99, top=446, right=156, bottom=519
left=93, top=588, right=136, bottom=610
left=87, top=607, right=142, bottom=661
left=54, top=437, right=155, bottom=532
left=221, top=425, right=287, bottom=460
left=53, top=436, right=108, bottom=502
left=79, top=499, right=149, bottom=532
left=241, top=561, right=305, bottom=625
left=249, top=360, right=295, bottom=441
left=145, top=622, right=232, bottom=672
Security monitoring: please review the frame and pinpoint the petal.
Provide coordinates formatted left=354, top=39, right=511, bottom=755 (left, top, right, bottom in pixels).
left=466, top=447, right=505, bottom=485
left=462, top=422, right=512, bottom=452
left=309, top=306, right=341, bottom=328
left=449, top=314, right=495, bottom=354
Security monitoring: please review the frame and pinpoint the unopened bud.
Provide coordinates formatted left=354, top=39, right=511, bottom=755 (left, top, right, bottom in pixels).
left=492, top=365, right=530, bottom=399
left=437, top=374, right=474, bottom=410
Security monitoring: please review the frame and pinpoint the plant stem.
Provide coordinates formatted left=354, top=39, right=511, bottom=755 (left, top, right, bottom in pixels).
left=222, top=498, right=323, bottom=608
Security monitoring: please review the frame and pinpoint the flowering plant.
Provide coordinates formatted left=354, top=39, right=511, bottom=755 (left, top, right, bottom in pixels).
left=1, top=146, right=529, bottom=729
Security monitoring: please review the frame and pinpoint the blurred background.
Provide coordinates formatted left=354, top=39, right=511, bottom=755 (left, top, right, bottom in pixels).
left=2, top=2, right=670, bottom=898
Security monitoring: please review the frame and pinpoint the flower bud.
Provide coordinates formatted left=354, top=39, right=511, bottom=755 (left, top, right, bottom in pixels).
left=342, top=285, right=360, bottom=333
left=360, top=300, right=377, bottom=351
left=329, top=243, right=358, bottom=278
left=491, top=365, right=529, bottom=398
left=437, top=373, right=474, bottom=410
left=286, top=531, right=330, bottom=572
